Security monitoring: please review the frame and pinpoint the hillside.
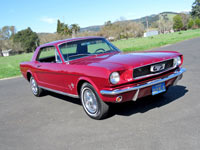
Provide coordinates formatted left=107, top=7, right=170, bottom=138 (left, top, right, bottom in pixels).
left=80, top=11, right=181, bottom=32
left=132, top=12, right=178, bottom=27
left=80, top=25, right=102, bottom=32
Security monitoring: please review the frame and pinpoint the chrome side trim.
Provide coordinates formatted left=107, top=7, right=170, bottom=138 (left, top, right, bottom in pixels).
left=100, top=68, right=186, bottom=96
left=39, top=86, right=79, bottom=98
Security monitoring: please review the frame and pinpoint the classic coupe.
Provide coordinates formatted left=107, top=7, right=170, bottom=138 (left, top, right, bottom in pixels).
left=20, top=37, right=186, bottom=119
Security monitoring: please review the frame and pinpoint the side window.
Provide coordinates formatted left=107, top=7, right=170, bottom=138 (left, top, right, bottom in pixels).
left=37, top=46, right=62, bottom=63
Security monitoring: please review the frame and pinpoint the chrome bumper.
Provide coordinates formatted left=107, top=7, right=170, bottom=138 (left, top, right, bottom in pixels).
left=100, top=68, right=186, bottom=96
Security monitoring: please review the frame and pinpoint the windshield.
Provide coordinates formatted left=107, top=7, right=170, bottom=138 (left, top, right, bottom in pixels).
left=58, top=38, right=120, bottom=61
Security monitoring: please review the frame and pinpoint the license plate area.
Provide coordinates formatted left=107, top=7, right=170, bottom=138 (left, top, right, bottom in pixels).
left=152, top=82, right=166, bottom=95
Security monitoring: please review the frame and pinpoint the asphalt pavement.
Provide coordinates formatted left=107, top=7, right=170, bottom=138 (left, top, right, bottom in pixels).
left=0, top=38, right=200, bottom=150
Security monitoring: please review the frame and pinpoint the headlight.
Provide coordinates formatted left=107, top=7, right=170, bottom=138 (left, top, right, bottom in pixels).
left=110, top=72, right=120, bottom=84
left=173, top=56, right=181, bottom=67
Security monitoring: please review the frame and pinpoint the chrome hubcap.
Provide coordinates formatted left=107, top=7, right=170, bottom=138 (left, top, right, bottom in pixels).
left=31, top=78, right=38, bottom=95
left=82, top=88, right=98, bottom=114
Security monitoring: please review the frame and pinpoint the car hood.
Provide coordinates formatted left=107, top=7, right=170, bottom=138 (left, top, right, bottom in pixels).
left=71, top=51, right=180, bottom=71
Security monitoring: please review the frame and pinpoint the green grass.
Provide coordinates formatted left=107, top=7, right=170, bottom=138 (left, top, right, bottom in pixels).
left=0, top=53, right=32, bottom=79
left=113, top=29, right=200, bottom=51
left=0, top=29, right=200, bottom=79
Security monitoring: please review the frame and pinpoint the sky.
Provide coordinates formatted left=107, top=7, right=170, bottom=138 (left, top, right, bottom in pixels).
left=0, top=0, right=194, bottom=33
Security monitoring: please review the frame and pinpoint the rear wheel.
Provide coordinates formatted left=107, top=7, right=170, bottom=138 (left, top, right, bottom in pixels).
left=30, top=77, right=43, bottom=97
left=80, top=83, right=109, bottom=120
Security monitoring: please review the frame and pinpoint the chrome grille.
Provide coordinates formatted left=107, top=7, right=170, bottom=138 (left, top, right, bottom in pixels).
left=133, top=59, right=174, bottom=79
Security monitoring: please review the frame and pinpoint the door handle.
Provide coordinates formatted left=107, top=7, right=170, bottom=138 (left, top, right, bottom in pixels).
left=37, top=65, right=41, bottom=68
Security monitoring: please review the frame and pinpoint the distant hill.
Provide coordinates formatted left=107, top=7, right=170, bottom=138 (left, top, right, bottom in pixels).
left=80, top=25, right=102, bottom=32
left=80, top=11, right=184, bottom=32
left=132, top=11, right=179, bottom=27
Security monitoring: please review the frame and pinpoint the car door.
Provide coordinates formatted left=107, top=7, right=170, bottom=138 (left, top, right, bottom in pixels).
left=34, top=46, right=67, bottom=92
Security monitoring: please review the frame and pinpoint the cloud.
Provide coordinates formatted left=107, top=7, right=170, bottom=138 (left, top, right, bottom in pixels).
left=40, top=17, right=57, bottom=24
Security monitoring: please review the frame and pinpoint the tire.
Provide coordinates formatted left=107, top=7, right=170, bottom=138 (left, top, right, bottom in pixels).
left=80, top=83, right=109, bottom=120
left=30, top=77, right=43, bottom=97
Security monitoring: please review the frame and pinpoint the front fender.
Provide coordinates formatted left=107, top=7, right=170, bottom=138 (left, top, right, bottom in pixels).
left=76, top=77, right=103, bottom=99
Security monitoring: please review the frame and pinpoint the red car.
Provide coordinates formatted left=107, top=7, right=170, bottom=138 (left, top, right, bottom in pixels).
left=20, top=37, right=186, bottom=119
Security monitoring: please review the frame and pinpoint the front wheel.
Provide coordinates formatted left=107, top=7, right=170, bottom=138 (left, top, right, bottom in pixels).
left=80, top=83, right=109, bottom=120
left=30, top=77, right=43, bottom=97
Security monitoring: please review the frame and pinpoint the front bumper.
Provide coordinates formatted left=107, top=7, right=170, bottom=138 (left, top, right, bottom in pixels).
left=100, top=68, right=186, bottom=100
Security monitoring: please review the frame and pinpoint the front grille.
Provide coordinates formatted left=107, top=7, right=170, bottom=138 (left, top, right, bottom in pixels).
left=133, top=59, right=174, bottom=79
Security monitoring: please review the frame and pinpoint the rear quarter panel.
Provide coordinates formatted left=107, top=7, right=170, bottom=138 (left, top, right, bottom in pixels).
left=20, top=61, right=35, bottom=80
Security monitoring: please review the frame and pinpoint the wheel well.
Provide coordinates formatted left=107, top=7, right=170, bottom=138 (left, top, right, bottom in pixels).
left=77, top=80, right=88, bottom=96
left=27, top=72, right=32, bottom=82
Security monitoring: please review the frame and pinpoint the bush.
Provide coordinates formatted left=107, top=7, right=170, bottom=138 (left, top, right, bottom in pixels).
left=195, top=18, right=200, bottom=27
left=173, top=15, right=183, bottom=31
left=188, top=19, right=195, bottom=29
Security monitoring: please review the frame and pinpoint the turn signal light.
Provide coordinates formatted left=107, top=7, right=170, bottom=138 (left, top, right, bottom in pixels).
left=116, top=96, right=122, bottom=102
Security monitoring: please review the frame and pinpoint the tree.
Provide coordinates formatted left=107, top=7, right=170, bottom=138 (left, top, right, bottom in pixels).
left=56, top=20, right=80, bottom=36
left=162, top=14, right=169, bottom=22
left=57, top=20, right=62, bottom=34
left=0, top=26, right=17, bottom=54
left=70, top=24, right=80, bottom=38
left=63, top=24, right=71, bottom=35
left=70, top=24, right=80, bottom=34
left=158, top=19, right=173, bottom=33
left=10, top=26, right=16, bottom=36
left=195, top=17, right=200, bottom=27
left=188, top=19, right=195, bottom=29
left=191, top=0, right=200, bottom=18
left=1, top=26, right=10, bottom=40
left=173, top=15, right=183, bottom=31
left=151, top=21, right=159, bottom=28
left=180, top=13, right=189, bottom=30
left=0, top=26, right=16, bottom=40
left=104, top=21, right=112, bottom=26
left=57, top=19, right=66, bottom=34
left=156, top=14, right=174, bottom=33
left=13, top=27, right=39, bottom=53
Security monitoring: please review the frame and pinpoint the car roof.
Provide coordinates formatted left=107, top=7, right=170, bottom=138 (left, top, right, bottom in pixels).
left=39, top=36, right=104, bottom=48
